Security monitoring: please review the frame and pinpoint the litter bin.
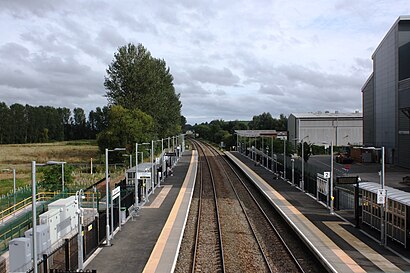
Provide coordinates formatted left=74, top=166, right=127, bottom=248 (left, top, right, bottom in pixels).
left=121, top=207, right=126, bottom=224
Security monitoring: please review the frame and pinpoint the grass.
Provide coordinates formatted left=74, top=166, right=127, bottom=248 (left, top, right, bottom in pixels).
left=0, top=140, right=102, bottom=196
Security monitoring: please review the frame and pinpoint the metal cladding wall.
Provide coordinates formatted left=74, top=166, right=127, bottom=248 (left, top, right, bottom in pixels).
left=373, top=22, right=397, bottom=150
left=288, top=113, right=363, bottom=147
left=362, top=75, right=375, bottom=146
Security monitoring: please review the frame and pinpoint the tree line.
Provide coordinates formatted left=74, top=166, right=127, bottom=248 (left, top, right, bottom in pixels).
left=0, top=43, right=184, bottom=153
left=189, top=112, right=288, bottom=150
left=0, top=102, right=110, bottom=144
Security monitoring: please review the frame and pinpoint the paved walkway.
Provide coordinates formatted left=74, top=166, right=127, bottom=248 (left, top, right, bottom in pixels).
left=85, top=151, right=192, bottom=273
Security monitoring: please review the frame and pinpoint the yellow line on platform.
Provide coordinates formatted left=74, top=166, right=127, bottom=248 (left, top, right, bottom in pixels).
left=142, top=151, right=195, bottom=273
left=226, top=152, right=365, bottom=273
left=324, top=222, right=403, bottom=273
left=145, top=185, right=173, bottom=209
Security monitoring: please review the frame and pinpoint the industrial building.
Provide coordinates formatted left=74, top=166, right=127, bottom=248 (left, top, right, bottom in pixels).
left=362, top=16, right=410, bottom=166
left=288, top=112, right=363, bottom=147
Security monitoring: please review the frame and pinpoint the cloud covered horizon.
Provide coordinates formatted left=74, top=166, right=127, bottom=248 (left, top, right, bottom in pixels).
left=0, top=1, right=409, bottom=124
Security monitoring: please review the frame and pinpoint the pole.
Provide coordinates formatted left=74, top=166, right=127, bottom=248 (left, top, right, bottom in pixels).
left=301, top=140, right=304, bottom=191
left=271, top=137, right=274, bottom=172
left=91, top=158, right=93, bottom=175
left=13, top=168, right=16, bottom=211
left=381, top=146, right=386, bottom=245
left=32, top=161, right=38, bottom=273
left=62, top=163, right=65, bottom=193
left=77, top=190, right=84, bottom=270
left=330, top=141, right=334, bottom=214
left=105, top=149, right=110, bottom=246
left=129, top=155, right=132, bottom=169
left=135, top=143, right=139, bottom=208
left=283, top=139, right=286, bottom=180
left=151, top=140, right=155, bottom=194
left=291, top=159, right=295, bottom=185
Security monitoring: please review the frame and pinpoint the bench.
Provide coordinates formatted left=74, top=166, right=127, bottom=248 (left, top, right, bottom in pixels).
left=128, top=205, right=140, bottom=221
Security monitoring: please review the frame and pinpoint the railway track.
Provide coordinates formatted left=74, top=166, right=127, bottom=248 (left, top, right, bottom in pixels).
left=191, top=141, right=225, bottom=273
left=176, top=140, right=323, bottom=273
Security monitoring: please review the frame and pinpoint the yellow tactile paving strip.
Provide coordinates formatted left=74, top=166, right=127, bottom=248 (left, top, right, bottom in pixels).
left=142, top=151, right=197, bottom=273
left=324, top=222, right=403, bottom=273
left=226, top=152, right=366, bottom=273
left=145, top=185, right=173, bottom=209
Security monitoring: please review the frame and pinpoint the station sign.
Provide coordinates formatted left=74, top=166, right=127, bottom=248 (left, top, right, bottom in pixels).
left=323, top=172, right=330, bottom=179
left=112, top=186, right=121, bottom=199
left=336, top=176, right=359, bottom=184
left=377, top=189, right=387, bottom=204
left=137, top=171, right=151, bottom=179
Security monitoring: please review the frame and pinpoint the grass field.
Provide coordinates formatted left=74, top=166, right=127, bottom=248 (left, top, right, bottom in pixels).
left=0, top=140, right=102, bottom=196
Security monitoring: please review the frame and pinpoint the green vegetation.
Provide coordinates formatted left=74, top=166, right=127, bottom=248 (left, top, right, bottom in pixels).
left=104, top=43, right=183, bottom=143
left=192, top=112, right=288, bottom=150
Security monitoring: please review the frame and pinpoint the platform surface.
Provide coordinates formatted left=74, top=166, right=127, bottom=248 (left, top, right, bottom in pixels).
left=85, top=150, right=197, bottom=273
left=226, top=151, right=410, bottom=273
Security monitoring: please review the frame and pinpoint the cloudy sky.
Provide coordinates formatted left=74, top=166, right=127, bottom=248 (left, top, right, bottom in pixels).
left=0, top=1, right=409, bottom=124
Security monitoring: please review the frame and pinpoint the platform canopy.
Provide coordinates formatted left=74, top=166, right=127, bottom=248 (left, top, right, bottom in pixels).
left=235, top=130, right=277, bottom=137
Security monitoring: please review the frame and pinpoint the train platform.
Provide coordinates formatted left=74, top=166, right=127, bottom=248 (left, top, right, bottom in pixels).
left=84, top=150, right=198, bottom=273
left=226, top=151, right=410, bottom=273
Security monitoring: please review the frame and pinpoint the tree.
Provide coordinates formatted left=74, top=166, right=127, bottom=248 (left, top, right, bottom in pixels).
left=97, top=105, right=156, bottom=153
left=41, top=165, right=73, bottom=192
left=104, top=43, right=182, bottom=138
left=297, top=142, right=312, bottom=162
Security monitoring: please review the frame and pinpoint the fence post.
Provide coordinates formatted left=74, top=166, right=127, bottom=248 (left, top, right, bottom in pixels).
left=65, top=238, right=70, bottom=271
left=42, top=254, right=48, bottom=273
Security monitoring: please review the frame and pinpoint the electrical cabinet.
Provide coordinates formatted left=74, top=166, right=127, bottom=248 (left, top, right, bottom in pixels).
left=9, top=237, right=32, bottom=273
left=25, top=224, right=51, bottom=258
left=47, top=196, right=78, bottom=237
left=39, top=208, right=61, bottom=246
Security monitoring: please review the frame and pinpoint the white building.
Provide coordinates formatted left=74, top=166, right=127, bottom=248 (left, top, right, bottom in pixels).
left=288, top=112, right=363, bottom=147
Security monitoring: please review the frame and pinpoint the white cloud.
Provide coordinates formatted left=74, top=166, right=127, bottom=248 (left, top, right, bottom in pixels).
left=0, top=0, right=408, bottom=124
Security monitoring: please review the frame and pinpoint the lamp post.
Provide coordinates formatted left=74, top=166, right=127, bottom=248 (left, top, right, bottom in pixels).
left=291, top=158, right=295, bottom=185
left=380, top=147, right=386, bottom=245
left=297, top=135, right=309, bottom=191
left=31, top=161, right=38, bottom=273
left=136, top=142, right=150, bottom=207
left=283, top=139, right=286, bottom=180
left=31, top=161, right=57, bottom=273
left=46, top=161, right=66, bottom=192
left=76, top=189, right=84, bottom=270
left=322, top=141, right=334, bottom=214
left=271, top=137, right=274, bottom=172
left=105, top=147, right=126, bottom=247
left=2, top=168, right=16, bottom=210
left=122, top=154, right=132, bottom=168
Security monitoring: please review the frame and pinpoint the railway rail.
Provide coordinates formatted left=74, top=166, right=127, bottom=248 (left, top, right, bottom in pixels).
left=176, top=140, right=323, bottom=272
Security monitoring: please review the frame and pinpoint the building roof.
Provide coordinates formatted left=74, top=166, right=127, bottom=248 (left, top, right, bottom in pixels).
left=360, top=181, right=410, bottom=206
left=372, top=16, right=410, bottom=59
left=126, top=162, right=154, bottom=173
left=235, top=130, right=278, bottom=137
left=290, top=112, right=362, bottom=119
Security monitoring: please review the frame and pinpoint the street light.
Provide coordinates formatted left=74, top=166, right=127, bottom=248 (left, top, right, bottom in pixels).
left=105, top=147, right=126, bottom=247
left=122, top=154, right=132, bottom=169
left=293, top=136, right=309, bottom=191
left=31, top=161, right=56, bottom=273
left=283, top=139, right=287, bottom=180
left=136, top=142, right=150, bottom=207
left=291, top=158, right=295, bottom=185
left=2, top=168, right=16, bottom=210
left=76, top=189, right=85, bottom=270
left=46, top=161, right=66, bottom=192
left=322, top=141, right=334, bottom=214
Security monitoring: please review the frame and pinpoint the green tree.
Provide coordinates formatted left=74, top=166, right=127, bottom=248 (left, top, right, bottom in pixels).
left=297, top=142, right=312, bottom=162
left=41, top=165, right=73, bottom=192
left=104, top=43, right=182, bottom=138
left=97, top=105, right=155, bottom=153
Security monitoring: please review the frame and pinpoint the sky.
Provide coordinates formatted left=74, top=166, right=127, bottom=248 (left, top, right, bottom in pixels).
left=0, top=1, right=409, bottom=125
